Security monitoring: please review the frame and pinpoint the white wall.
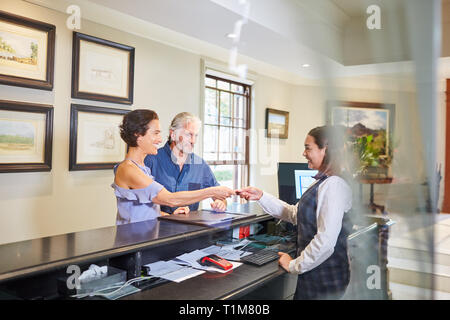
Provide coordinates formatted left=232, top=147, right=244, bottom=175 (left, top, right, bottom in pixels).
left=0, top=0, right=303, bottom=244
left=0, top=0, right=201, bottom=244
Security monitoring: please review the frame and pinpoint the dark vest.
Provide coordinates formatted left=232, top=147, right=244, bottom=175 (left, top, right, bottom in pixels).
left=294, top=174, right=352, bottom=300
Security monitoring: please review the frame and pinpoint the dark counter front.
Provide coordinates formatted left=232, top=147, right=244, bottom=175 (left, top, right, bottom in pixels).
left=0, top=202, right=393, bottom=301
left=0, top=203, right=278, bottom=299
left=0, top=220, right=206, bottom=282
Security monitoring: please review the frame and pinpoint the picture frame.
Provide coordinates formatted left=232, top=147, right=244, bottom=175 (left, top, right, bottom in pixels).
left=265, top=108, right=289, bottom=139
left=0, top=100, right=53, bottom=173
left=0, top=10, right=55, bottom=90
left=326, top=101, right=395, bottom=157
left=69, top=104, right=129, bottom=171
left=71, top=32, right=135, bottom=105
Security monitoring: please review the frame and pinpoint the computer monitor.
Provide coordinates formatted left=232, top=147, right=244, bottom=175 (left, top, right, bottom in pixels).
left=277, top=162, right=318, bottom=205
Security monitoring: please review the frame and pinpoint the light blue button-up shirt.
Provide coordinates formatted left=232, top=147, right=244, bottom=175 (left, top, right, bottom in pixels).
left=144, top=142, right=219, bottom=213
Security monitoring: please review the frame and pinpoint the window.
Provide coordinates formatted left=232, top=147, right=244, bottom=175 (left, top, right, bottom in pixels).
left=203, top=74, right=251, bottom=191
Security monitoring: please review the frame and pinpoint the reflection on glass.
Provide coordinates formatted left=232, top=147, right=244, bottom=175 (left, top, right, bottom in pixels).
left=220, top=92, right=231, bottom=125
left=203, top=152, right=217, bottom=161
left=219, top=126, right=231, bottom=153
left=205, top=88, right=218, bottom=124
left=211, top=165, right=233, bottom=189
left=217, top=80, right=230, bottom=91
left=231, top=84, right=244, bottom=93
left=114, top=220, right=160, bottom=247
left=233, top=95, right=245, bottom=127
left=203, top=124, right=218, bottom=153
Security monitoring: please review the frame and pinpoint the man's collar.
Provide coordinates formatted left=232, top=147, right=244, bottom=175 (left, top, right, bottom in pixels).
left=163, top=141, right=172, bottom=155
left=164, top=141, right=194, bottom=166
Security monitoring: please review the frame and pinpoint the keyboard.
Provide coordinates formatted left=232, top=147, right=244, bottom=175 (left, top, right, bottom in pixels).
left=240, top=248, right=280, bottom=266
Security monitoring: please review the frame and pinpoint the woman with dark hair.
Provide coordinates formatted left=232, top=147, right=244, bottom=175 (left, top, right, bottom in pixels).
left=112, top=109, right=235, bottom=225
left=236, top=126, right=352, bottom=300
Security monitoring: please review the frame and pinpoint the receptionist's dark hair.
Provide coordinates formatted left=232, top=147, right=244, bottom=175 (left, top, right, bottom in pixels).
left=308, top=125, right=347, bottom=176
left=120, top=109, right=159, bottom=147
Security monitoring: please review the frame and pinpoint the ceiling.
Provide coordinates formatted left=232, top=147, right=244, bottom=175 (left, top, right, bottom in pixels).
left=26, top=0, right=446, bottom=83
left=329, top=0, right=404, bottom=17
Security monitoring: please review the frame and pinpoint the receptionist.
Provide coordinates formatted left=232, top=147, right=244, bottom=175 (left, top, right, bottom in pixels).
left=236, top=126, right=353, bottom=300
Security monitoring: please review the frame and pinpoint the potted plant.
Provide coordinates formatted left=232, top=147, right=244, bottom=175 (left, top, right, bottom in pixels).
left=351, top=134, right=391, bottom=178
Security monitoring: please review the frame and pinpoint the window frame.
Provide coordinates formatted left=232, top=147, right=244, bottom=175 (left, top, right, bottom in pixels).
left=203, top=74, right=251, bottom=189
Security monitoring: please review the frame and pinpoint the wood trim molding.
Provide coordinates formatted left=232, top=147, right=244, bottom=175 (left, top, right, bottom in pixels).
left=442, top=79, right=450, bottom=213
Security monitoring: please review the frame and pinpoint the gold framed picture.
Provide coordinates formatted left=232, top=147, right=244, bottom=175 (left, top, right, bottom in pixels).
left=265, top=108, right=289, bottom=139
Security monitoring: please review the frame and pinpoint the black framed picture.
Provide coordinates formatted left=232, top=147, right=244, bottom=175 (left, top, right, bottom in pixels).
left=69, top=104, right=129, bottom=171
left=71, top=32, right=135, bottom=105
left=0, top=10, right=55, bottom=90
left=0, top=100, right=53, bottom=173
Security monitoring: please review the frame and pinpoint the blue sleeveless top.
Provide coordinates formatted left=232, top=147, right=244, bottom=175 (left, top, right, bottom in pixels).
left=111, top=159, right=165, bottom=225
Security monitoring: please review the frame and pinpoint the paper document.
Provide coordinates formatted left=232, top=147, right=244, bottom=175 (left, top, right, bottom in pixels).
left=143, top=260, right=205, bottom=283
left=201, top=245, right=252, bottom=261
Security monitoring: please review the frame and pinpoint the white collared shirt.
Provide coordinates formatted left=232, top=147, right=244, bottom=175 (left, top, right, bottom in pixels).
left=257, top=175, right=352, bottom=274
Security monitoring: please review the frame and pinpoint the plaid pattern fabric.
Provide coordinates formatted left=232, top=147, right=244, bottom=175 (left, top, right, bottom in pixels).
left=293, top=175, right=352, bottom=300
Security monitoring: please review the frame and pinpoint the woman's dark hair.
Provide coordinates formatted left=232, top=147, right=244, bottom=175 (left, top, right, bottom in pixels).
left=119, top=109, right=159, bottom=147
left=308, top=125, right=346, bottom=175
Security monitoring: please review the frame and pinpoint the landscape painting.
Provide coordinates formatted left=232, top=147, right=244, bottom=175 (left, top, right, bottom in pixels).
left=265, top=108, right=289, bottom=139
left=0, top=118, right=37, bottom=157
left=0, top=31, right=39, bottom=67
left=0, top=100, right=53, bottom=173
left=0, top=11, right=55, bottom=90
left=331, top=106, right=390, bottom=156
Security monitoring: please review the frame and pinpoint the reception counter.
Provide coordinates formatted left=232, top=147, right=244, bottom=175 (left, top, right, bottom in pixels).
left=0, top=203, right=393, bottom=300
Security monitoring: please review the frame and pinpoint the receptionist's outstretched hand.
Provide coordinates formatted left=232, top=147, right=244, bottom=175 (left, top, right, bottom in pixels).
left=173, top=206, right=190, bottom=215
left=235, top=187, right=263, bottom=201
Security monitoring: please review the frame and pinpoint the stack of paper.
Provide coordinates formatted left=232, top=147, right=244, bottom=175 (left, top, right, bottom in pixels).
left=143, top=245, right=245, bottom=284
left=201, top=245, right=252, bottom=261
left=143, top=260, right=204, bottom=283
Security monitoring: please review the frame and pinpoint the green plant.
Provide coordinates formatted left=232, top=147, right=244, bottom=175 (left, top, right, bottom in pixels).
left=347, top=131, right=397, bottom=178
left=351, top=134, right=382, bottom=176
left=350, top=135, right=392, bottom=175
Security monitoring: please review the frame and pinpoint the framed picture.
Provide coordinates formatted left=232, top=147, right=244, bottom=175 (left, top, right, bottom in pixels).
left=0, top=11, right=55, bottom=90
left=69, top=104, right=129, bottom=171
left=0, top=100, right=53, bottom=173
left=265, top=108, right=289, bottom=139
left=327, top=101, right=395, bottom=157
left=72, top=32, right=134, bottom=105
